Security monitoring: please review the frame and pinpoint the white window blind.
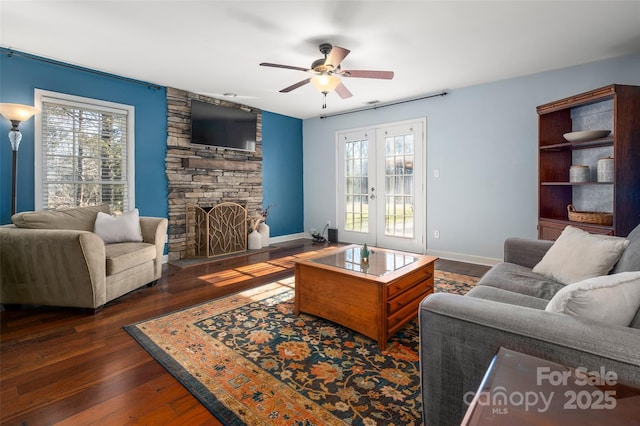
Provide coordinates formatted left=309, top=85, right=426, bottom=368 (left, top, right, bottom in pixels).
left=35, top=90, right=134, bottom=214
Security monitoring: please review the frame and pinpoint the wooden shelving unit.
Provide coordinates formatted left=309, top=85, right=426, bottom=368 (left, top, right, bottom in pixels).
left=537, top=84, right=640, bottom=240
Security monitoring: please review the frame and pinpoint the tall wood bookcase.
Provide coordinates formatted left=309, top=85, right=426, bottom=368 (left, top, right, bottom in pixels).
left=537, top=84, right=640, bottom=240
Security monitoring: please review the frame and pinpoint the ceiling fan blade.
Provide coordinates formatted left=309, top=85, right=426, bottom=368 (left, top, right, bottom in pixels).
left=342, top=70, right=394, bottom=80
left=335, top=82, right=353, bottom=99
left=280, top=78, right=311, bottom=93
left=325, top=46, right=350, bottom=69
left=260, top=62, right=310, bottom=73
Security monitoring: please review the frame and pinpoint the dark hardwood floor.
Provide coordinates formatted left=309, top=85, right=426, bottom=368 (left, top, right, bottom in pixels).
left=0, top=240, right=489, bottom=425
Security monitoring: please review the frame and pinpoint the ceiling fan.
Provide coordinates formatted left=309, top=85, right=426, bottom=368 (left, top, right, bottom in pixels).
left=260, top=43, right=394, bottom=108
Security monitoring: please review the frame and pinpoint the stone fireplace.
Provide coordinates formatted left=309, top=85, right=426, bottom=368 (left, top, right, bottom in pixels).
left=165, top=87, right=262, bottom=260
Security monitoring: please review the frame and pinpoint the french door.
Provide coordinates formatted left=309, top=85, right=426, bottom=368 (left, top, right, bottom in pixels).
left=337, top=119, right=425, bottom=253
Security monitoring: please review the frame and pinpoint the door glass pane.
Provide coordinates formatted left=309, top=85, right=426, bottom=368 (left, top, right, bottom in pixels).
left=344, top=138, right=369, bottom=233
left=384, top=135, right=414, bottom=238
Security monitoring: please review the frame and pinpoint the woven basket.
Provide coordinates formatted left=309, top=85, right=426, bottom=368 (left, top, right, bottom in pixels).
left=567, top=204, right=613, bottom=226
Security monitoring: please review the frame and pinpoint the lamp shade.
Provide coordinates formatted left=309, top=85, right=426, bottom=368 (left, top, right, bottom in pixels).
left=311, top=74, right=341, bottom=93
left=0, top=103, right=39, bottom=123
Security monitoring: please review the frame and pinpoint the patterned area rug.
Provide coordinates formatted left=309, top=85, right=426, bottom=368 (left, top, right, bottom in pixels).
left=125, top=271, right=477, bottom=425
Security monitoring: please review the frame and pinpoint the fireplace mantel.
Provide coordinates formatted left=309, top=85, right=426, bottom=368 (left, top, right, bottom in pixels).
left=182, top=158, right=260, bottom=171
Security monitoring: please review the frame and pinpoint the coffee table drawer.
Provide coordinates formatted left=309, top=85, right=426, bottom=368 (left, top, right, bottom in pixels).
left=387, top=264, right=434, bottom=298
left=387, top=280, right=432, bottom=314
left=387, top=296, right=425, bottom=335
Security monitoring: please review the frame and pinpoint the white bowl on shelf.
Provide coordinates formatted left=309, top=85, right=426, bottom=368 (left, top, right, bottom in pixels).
left=563, top=130, right=611, bottom=142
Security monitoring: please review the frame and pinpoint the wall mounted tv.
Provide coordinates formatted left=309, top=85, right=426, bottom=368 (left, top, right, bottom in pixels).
left=190, top=100, right=257, bottom=152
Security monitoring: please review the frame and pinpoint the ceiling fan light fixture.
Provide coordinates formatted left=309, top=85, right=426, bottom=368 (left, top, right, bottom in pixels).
left=311, top=74, right=340, bottom=93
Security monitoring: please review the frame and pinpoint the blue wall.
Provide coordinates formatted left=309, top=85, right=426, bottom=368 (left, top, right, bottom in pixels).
left=0, top=48, right=168, bottom=224
left=262, top=111, right=304, bottom=236
left=0, top=49, right=305, bottom=238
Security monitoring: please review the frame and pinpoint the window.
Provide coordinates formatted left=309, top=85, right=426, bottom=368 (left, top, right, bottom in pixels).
left=35, top=90, right=134, bottom=213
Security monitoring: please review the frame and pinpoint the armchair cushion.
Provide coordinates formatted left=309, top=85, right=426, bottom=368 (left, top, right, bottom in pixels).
left=94, top=208, right=143, bottom=243
left=11, top=204, right=110, bottom=231
left=546, top=271, right=640, bottom=326
left=532, top=225, right=629, bottom=284
left=105, top=243, right=157, bottom=275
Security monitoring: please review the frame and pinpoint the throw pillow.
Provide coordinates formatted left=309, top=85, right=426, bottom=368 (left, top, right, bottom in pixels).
left=94, top=209, right=143, bottom=243
left=532, top=225, right=629, bottom=284
left=545, top=271, right=640, bottom=326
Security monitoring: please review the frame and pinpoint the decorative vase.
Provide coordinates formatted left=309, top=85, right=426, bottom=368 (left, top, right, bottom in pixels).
left=597, top=157, right=614, bottom=183
left=361, top=243, right=370, bottom=263
left=569, top=165, right=589, bottom=183
left=258, top=222, right=270, bottom=247
left=248, top=230, right=262, bottom=250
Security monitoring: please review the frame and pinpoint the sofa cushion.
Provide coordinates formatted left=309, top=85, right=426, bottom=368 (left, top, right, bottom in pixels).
left=94, top=209, right=143, bottom=243
left=477, top=262, right=564, bottom=300
left=466, top=286, right=549, bottom=310
left=105, top=242, right=156, bottom=275
left=612, top=223, right=640, bottom=274
left=11, top=204, right=111, bottom=231
left=532, top=225, right=629, bottom=285
left=545, top=271, right=640, bottom=327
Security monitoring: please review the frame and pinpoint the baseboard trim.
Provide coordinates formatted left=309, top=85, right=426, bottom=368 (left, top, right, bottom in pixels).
left=162, top=254, right=169, bottom=264
left=269, top=232, right=309, bottom=244
left=426, top=249, right=501, bottom=266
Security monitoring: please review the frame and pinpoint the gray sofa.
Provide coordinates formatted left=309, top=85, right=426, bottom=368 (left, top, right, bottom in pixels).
left=419, top=224, right=640, bottom=425
left=0, top=205, right=168, bottom=312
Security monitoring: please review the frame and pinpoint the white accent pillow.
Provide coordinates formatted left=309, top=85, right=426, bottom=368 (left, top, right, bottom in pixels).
left=546, top=271, right=640, bottom=326
left=94, top=208, right=143, bottom=243
left=532, top=226, right=629, bottom=284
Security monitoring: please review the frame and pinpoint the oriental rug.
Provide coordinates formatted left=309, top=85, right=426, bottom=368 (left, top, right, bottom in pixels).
left=124, top=271, right=477, bottom=425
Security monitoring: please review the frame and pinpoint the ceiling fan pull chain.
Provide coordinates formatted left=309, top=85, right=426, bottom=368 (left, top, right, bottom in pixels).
left=322, top=92, right=327, bottom=109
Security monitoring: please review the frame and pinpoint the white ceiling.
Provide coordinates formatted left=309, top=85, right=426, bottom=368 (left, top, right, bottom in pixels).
left=2, top=1, right=640, bottom=119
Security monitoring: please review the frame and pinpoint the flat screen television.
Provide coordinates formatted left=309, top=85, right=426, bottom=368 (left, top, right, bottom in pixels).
left=190, top=100, right=257, bottom=152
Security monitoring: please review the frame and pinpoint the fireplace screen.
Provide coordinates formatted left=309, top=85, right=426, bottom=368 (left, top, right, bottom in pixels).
left=186, top=202, right=247, bottom=257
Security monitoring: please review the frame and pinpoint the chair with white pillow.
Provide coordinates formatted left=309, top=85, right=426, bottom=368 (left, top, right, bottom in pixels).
left=0, top=204, right=167, bottom=313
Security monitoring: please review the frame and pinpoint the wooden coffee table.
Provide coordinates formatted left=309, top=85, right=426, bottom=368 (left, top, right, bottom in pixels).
left=294, top=244, right=437, bottom=349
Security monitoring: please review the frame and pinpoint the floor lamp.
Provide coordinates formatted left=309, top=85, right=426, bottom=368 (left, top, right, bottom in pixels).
left=0, top=103, right=39, bottom=216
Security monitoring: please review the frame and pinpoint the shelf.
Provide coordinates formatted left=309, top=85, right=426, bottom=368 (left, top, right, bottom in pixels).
left=537, top=84, right=640, bottom=238
left=539, top=137, right=614, bottom=151
left=540, top=182, right=613, bottom=186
